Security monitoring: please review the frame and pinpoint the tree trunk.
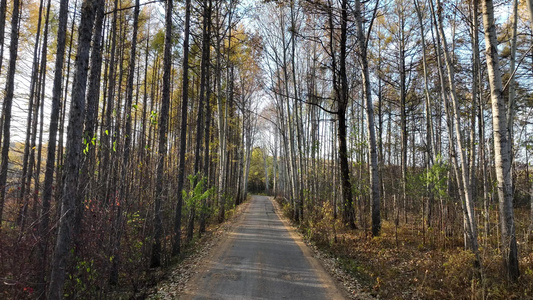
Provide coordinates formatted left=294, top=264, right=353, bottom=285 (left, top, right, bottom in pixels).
left=289, top=1, right=304, bottom=222
left=481, top=0, right=520, bottom=281
left=354, top=0, right=380, bottom=236
left=338, top=0, right=356, bottom=229
left=216, top=23, right=227, bottom=223
left=151, top=0, right=173, bottom=267
left=433, top=0, right=479, bottom=258
left=172, top=0, right=191, bottom=256
left=470, top=0, right=490, bottom=242
left=48, top=0, right=96, bottom=297
left=200, top=0, right=212, bottom=235
left=101, top=0, right=119, bottom=204
left=0, top=0, right=6, bottom=77
left=109, top=0, right=139, bottom=284
left=19, top=0, right=46, bottom=224
left=0, top=0, right=21, bottom=230
left=279, top=7, right=297, bottom=220
left=189, top=0, right=212, bottom=242
left=398, top=6, right=408, bottom=220
left=414, top=0, right=436, bottom=227
left=263, top=149, right=269, bottom=194
left=0, top=0, right=8, bottom=153
left=55, top=4, right=77, bottom=212
left=38, top=0, right=69, bottom=292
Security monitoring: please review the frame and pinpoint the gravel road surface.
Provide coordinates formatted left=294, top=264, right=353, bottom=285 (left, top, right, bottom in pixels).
left=182, top=195, right=346, bottom=300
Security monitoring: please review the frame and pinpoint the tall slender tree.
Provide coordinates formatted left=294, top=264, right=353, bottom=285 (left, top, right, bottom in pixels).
left=151, top=0, right=173, bottom=267
left=110, top=0, right=140, bottom=284
left=200, top=0, right=213, bottom=235
left=0, top=0, right=21, bottom=229
left=172, top=0, right=191, bottom=257
left=48, top=0, right=97, bottom=297
left=354, top=0, right=381, bottom=236
left=338, top=0, right=356, bottom=229
left=481, top=0, right=520, bottom=281
left=38, top=0, right=70, bottom=293
left=0, top=0, right=6, bottom=77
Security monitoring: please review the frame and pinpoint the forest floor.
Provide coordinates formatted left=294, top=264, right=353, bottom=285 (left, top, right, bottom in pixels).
left=283, top=204, right=533, bottom=300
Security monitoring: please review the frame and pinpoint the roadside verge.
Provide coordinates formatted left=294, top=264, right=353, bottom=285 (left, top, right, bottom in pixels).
left=145, top=199, right=251, bottom=299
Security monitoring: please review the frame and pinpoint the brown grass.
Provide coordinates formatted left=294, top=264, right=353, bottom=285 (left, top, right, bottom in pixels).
left=281, top=198, right=533, bottom=300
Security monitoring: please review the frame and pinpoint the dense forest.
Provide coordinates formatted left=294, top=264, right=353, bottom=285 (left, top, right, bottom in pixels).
left=0, top=0, right=532, bottom=298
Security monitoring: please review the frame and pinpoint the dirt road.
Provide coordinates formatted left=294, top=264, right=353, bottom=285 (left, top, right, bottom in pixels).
left=181, top=195, right=346, bottom=300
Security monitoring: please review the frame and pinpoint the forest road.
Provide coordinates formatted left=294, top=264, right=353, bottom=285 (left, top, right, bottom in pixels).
left=181, top=195, right=347, bottom=300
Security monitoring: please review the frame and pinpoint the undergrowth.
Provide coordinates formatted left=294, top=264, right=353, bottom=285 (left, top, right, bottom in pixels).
left=276, top=197, right=533, bottom=299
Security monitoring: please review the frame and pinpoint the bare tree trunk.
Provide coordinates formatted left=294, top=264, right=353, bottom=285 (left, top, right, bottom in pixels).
left=48, top=0, right=96, bottom=297
left=529, top=150, right=533, bottom=237
left=506, top=0, right=519, bottom=206
left=263, top=149, right=269, bottom=194
left=273, top=129, right=278, bottom=194
left=200, top=0, right=212, bottom=235
left=81, top=0, right=104, bottom=203
left=151, top=0, right=173, bottom=267
left=0, top=0, right=6, bottom=78
left=433, top=0, right=479, bottom=259
left=101, top=0, right=119, bottom=204
left=38, top=0, right=69, bottom=293
left=55, top=4, right=78, bottom=211
left=216, top=22, right=227, bottom=222
left=289, top=1, right=304, bottom=222
left=398, top=5, right=408, bottom=221
left=278, top=7, right=298, bottom=220
left=414, top=0, right=436, bottom=228
left=188, top=0, right=213, bottom=242
left=242, top=108, right=257, bottom=202
left=109, top=0, right=139, bottom=284
left=34, top=0, right=51, bottom=227
left=172, top=0, right=191, bottom=256
left=471, top=0, right=490, bottom=241
left=0, top=0, right=21, bottom=230
left=338, top=0, right=355, bottom=229
left=0, top=0, right=10, bottom=158
left=481, top=0, right=520, bottom=281
left=31, top=0, right=51, bottom=237
left=354, top=0, right=380, bottom=236
left=19, top=0, right=46, bottom=224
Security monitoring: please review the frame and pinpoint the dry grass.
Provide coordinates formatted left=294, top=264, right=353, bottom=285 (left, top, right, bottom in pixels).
left=282, top=199, right=533, bottom=300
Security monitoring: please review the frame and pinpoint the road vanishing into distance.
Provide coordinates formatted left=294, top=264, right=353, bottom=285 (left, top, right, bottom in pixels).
left=182, top=195, right=346, bottom=300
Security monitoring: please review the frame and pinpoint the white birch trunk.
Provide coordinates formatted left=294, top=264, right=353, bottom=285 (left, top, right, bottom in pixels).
left=481, top=0, right=520, bottom=281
